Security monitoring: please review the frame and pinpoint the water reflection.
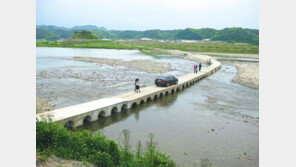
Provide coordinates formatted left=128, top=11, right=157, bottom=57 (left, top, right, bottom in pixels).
left=199, top=159, right=212, bottom=167
left=77, top=90, right=182, bottom=132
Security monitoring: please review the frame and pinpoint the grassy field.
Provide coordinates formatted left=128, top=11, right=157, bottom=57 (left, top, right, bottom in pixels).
left=37, top=40, right=259, bottom=54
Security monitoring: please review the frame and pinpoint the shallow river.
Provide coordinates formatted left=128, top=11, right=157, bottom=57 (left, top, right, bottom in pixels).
left=37, top=47, right=259, bottom=167
left=37, top=47, right=198, bottom=109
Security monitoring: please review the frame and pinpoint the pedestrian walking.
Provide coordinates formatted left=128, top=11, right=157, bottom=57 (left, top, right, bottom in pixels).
left=135, top=78, right=140, bottom=93
left=198, top=63, right=202, bottom=71
left=194, top=64, right=197, bottom=74
left=134, top=78, right=138, bottom=92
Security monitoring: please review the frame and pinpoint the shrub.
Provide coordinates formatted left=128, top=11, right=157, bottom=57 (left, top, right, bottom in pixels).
left=89, top=151, right=113, bottom=167
left=36, top=121, right=119, bottom=166
left=36, top=121, right=176, bottom=167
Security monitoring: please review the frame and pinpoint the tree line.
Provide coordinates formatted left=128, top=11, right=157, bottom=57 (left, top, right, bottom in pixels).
left=36, top=26, right=259, bottom=45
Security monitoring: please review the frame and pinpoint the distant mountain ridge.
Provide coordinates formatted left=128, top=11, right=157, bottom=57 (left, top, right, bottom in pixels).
left=36, top=25, right=259, bottom=45
left=72, top=25, right=107, bottom=31
left=37, top=25, right=107, bottom=31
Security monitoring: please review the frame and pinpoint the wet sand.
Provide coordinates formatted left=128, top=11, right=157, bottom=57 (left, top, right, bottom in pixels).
left=222, top=61, right=259, bottom=89
left=71, top=57, right=172, bottom=73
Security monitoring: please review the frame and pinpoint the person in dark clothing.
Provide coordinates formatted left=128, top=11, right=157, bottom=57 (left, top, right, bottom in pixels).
left=135, top=78, right=140, bottom=93
left=134, top=78, right=138, bottom=92
left=198, top=63, right=202, bottom=71
left=208, top=59, right=212, bottom=66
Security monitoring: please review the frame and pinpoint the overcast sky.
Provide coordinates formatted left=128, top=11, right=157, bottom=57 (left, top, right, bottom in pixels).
left=36, top=0, right=259, bottom=30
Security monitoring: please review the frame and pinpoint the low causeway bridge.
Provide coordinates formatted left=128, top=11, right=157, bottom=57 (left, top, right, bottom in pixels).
left=37, top=51, right=222, bottom=128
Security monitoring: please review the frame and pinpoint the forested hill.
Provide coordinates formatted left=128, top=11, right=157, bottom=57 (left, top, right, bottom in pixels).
left=36, top=25, right=259, bottom=45
left=36, top=25, right=106, bottom=40
left=69, top=31, right=98, bottom=39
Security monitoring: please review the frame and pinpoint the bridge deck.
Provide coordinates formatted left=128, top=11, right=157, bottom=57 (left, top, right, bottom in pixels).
left=115, top=71, right=207, bottom=100
left=38, top=97, right=126, bottom=122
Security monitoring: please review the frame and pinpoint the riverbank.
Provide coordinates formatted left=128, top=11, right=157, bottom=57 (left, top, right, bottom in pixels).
left=36, top=96, right=55, bottom=114
left=37, top=155, right=96, bottom=167
left=222, top=61, right=259, bottom=89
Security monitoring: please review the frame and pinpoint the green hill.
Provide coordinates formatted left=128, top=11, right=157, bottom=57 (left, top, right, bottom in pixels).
left=90, top=30, right=117, bottom=39
left=69, top=31, right=99, bottom=39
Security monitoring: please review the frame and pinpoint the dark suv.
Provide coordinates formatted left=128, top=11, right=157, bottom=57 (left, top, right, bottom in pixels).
left=155, top=75, right=178, bottom=87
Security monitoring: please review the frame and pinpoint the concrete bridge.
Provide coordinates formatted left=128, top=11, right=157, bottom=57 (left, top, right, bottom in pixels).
left=37, top=51, right=222, bottom=128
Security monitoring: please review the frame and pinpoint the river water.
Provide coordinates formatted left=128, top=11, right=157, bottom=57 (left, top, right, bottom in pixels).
left=37, top=47, right=198, bottom=109
left=37, top=47, right=259, bottom=167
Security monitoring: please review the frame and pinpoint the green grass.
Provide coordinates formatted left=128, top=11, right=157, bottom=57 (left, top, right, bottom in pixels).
left=37, top=121, right=176, bottom=167
left=37, top=39, right=259, bottom=54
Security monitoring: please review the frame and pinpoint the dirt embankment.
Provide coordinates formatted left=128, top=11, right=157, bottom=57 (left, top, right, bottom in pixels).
left=36, top=96, right=55, bottom=114
left=223, top=61, right=259, bottom=89
left=37, top=155, right=96, bottom=167
left=71, top=57, right=172, bottom=73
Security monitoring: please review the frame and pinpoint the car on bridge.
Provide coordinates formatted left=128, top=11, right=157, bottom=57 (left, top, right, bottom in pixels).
left=155, top=75, right=178, bottom=87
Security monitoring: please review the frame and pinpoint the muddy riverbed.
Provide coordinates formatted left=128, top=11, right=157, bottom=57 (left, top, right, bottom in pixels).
left=36, top=47, right=258, bottom=167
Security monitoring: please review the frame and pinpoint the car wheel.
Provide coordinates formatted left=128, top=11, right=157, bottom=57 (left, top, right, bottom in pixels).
left=166, top=83, right=169, bottom=87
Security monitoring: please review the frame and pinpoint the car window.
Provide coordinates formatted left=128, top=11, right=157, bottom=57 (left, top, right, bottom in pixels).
left=157, top=76, right=168, bottom=80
